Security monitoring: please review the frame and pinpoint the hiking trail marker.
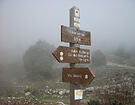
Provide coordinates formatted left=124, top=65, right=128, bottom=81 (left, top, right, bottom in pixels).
left=52, top=46, right=90, bottom=64
left=75, top=90, right=83, bottom=100
left=52, top=6, right=95, bottom=105
left=62, top=68, right=95, bottom=85
left=61, top=25, right=91, bottom=45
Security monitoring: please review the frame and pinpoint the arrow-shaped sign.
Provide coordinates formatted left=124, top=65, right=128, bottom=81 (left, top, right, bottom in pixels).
left=52, top=46, right=90, bottom=64
left=61, top=25, right=91, bottom=45
left=62, top=68, right=95, bottom=85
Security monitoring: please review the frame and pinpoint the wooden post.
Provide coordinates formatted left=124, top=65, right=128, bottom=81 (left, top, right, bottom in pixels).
left=52, top=5, right=94, bottom=105
left=69, top=6, right=81, bottom=105
left=52, top=6, right=94, bottom=105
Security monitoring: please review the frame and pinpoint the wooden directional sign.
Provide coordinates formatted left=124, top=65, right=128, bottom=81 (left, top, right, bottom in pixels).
left=62, top=68, right=95, bottom=85
left=61, top=25, right=91, bottom=45
left=52, top=46, right=90, bottom=64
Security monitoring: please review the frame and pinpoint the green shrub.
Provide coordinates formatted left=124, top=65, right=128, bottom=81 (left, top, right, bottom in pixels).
left=23, top=40, right=56, bottom=81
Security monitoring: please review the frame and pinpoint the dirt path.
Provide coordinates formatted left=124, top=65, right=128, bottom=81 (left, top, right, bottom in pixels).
left=107, top=62, right=135, bottom=70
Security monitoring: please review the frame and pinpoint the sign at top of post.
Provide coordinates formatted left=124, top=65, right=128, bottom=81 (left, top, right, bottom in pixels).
left=70, top=6, right=80, bottom=28
left=61, top=25, right=91, bottom=45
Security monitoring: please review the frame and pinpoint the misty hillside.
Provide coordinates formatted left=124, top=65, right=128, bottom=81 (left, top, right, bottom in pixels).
left=0, top=0, right=135, bottom=105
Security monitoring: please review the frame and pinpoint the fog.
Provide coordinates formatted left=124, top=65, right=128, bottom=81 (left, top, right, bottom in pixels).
left=0, top=1, right=135, bottom=103
left=0, top=0, right=135, bottom=64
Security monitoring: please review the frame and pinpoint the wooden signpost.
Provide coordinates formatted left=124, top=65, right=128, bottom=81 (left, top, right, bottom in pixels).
left=61, top=25, right=91, bottom=45
left=62, top=68, right=95, bottom=85
left=52, top=46, right=90, bottom=64
left=52, top=6, right=95, bottom=105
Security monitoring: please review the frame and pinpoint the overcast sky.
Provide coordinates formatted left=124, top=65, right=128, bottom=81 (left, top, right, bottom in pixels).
left=0, top=0, right=135, bottom=62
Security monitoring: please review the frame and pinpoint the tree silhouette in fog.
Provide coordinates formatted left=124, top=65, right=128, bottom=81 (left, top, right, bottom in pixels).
left=91, top=50, right=107, bottom=67
left=23, top=40, right=55, bottom=80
